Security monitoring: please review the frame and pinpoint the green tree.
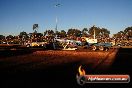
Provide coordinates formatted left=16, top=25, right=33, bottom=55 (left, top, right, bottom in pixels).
left=6, top=35, right=14, bottom=40
left=113, top=31, right=124, bottom=38
left=56, top=31, right=61, bottom=37
left=67, top=28, right=81, bottom=38
left=124, top=27, right=132, bottom=39
left=19, top=31, right=29, bottom=39
left=100, top=28, right=110, bottom=37
left=44, top=30, right=55, bottom=36
left=88, top=26, right=100, bottom=38
left=60, top=30, right=66, bottom=38
left=88, top=26, right=110, bottom=38
left=82, top=28, right=88, bottom=37
left=0, top=35, right=5, bottom=43
left=47, top=30, right=54, bottom=36
left=0, top=35, right=5, bottom=40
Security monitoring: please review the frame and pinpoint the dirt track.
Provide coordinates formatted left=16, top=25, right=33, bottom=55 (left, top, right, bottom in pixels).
left=0, top=48, right=132, bottom=88
left=0, top=49, right=117, bottom=72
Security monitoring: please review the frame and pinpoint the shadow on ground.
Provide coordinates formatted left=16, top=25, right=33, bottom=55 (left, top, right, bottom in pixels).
left=110, top=48, right=132, bottom=74
left=0, top=49, right=33, bottom=57
left=1, top=61, right=82, bottom=88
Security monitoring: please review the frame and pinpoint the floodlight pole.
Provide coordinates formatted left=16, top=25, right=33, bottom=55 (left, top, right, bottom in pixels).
left=93, top=25, right=96, bottom=39
left=55, top=16, right=58, bottom=39
left=54, top=2, right=61, bottom=39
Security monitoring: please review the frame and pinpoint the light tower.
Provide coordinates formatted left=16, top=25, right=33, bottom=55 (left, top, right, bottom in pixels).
left=93, top=25, right=96, bottom=39
left=33, top=24, right=39, bottom=33
left=55, top=16, right=58, bottom=39
left=32, top=24, right=39, bottom=42
left=54, top=2, right=61, bottom=39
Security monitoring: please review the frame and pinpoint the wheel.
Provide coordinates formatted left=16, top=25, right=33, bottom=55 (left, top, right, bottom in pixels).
left=26, top=44, right=30, bottom=47
left=117, top=44, right=121, bottom=46
left=99, top=46, right=104, bottom=51
left=92, top=45, right=97, bottom=51
left=105, top=47, right=109, bottom=51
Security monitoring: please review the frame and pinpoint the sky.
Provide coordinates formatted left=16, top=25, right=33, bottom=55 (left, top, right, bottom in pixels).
left=0, top=0, right=132, bottom=36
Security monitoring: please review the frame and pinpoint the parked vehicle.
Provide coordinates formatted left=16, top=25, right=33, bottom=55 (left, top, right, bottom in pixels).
left=26, top=41, right=47, bottom=48
left=81, top=37, right=112, bottom=51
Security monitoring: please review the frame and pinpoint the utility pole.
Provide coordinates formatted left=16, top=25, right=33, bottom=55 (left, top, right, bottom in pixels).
left=55, top=16, right=58, bottom=39
left=93, top=25, right=96, bottom=39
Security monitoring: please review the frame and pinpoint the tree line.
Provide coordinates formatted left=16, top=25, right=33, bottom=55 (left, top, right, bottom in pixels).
left=43, top=26, right=110, bottom=39
left=113, top=27, right=132, bottom=40
left=0, top=26, right=132, bottom=43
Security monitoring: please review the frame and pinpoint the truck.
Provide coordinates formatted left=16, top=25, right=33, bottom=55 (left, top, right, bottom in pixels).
left=81, top=37, right=112, bottom=51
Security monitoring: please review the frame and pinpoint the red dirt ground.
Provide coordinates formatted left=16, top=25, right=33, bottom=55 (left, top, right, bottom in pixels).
left=0, top=49, right=117, bottom=73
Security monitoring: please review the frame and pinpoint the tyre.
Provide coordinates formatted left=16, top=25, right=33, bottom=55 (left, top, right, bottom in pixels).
left=92, top=45, right=97, bottom=51
left=99, top=46, right=104, bottom=51
left=117, top=44, right=121, bottom=46
left=105, top=47, right=109, bottom=51
left=26, top=44, right=30, bottom=47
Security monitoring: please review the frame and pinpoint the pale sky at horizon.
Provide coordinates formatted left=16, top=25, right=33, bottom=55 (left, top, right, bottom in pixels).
left=0, top=0, right=132, bottom=36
